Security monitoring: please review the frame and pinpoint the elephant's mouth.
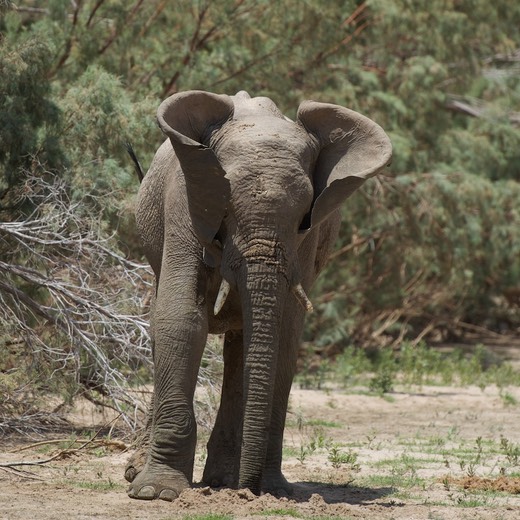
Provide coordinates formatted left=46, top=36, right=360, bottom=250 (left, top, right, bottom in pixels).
left=213, top=276, right=312, bottom=317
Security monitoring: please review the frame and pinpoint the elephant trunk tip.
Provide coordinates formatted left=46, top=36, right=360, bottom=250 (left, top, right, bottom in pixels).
left=292, top=283, right=313, bottom=313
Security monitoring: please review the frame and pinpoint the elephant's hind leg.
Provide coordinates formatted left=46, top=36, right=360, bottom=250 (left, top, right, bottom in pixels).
left=203, top=330, right=244, bottom=487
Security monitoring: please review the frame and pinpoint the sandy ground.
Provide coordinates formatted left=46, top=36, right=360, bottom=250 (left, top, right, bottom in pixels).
left=1, top=381, right=520, bottom=520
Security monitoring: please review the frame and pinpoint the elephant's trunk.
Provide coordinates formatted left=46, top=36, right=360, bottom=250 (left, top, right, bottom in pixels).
left=236, top=256, right=288, bottom=493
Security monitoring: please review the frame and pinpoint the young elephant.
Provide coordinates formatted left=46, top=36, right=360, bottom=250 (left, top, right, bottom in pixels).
left=127, top=90, right=392, bottom=500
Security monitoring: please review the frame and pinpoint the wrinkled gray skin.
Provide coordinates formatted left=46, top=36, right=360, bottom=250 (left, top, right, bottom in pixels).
left=126, top=91, right=392, bottom=501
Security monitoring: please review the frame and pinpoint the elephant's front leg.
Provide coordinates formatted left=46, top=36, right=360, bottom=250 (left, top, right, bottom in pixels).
left=128, top=263, right=208, bottom=501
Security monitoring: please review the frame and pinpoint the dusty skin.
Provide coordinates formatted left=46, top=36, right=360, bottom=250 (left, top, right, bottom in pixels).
left=1, top=378, right=520, bottom=519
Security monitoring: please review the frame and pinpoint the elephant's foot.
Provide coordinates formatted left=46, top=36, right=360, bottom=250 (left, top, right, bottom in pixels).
left=202, top=464, right=236, bottom=488
left=124, top=446, right=148, bottom=483
left=127, top=461, right=190, bottom=501
left=203, top=434, right=239, bottom=488
left=202, top=449, right=236, bottom=488
left=262, top=469, right=294, bottom=497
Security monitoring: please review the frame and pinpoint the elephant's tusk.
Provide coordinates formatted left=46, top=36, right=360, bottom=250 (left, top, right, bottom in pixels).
left=214, top=279, right=231, bottom=316
left=293, top=283, right=314, bottom=313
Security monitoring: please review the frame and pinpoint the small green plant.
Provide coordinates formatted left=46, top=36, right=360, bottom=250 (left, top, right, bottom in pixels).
left=365, top=431, right=379, bottom=449
left=334, top=345, right=372, bottom=387
left=297, top=345, right=331, bottom=389
left=399, top=342, right=446, bottom=386
left=458, top=437, right=484, bottom=477
left=369, top=368, right=395, bottom=395
left=500, top=391, right=518, bottom=406
left=306, top=418, right=342, bottom=428
left=311, top=342, right=519, bottom=395
left=327, top=444, right=360, bottom=471
left=296, top=426, right=330, bottom=465
left=500, top=436, right=520, bottom=466
left=368, top=347, right=398, bottom=395
left=296, top=444, right=311, bottom=464
left=453, top=490, right=495, bottom=508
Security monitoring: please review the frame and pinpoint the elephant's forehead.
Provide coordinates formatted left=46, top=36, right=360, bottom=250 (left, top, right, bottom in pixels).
left=219, top=116, right=308, bottom=146
left=212, top=120, right=315, bottom=172
left=231, top=94, right=285, bottom=120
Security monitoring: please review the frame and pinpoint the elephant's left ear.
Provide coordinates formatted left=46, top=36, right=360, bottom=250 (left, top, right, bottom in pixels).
left=297, top=100, right=392, bottom=231
left=157, top=91, right=234, bottom=264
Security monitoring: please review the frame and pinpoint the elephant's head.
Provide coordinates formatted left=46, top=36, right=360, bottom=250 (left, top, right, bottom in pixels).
left=157, top=90, right=391, bottom=492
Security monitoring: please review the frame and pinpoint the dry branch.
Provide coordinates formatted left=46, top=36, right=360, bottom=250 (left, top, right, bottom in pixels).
left=0, top=174, right=152, bottom=430
left=0, top=420, right=129, bottom=470
left=446, top=95, right=520, bottom=126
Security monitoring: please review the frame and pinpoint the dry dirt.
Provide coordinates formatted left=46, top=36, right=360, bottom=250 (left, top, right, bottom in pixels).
left=1, top=381, right=520, bottom=520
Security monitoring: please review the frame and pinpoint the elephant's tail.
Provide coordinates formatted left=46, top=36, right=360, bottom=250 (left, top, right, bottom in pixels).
left=125, top=142, right=145, bottom=183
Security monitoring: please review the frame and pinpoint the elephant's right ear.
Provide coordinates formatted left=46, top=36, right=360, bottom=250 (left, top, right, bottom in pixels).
left=157, top=91, right=234, bottom=264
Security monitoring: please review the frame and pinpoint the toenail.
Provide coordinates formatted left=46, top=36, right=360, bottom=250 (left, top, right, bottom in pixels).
left=138, top=486, right=156, bottom=499
left=159, top=489, right=177, bottom=501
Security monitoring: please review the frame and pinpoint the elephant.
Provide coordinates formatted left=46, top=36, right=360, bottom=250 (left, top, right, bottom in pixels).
left=126, top=90, right=392, bottom=501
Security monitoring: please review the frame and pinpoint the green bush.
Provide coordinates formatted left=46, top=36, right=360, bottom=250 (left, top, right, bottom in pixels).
left=308, top=172, right=520, bottom=347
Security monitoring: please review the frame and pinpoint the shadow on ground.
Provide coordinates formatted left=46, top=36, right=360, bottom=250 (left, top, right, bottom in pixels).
left=291, top=481, right=395, bottom=506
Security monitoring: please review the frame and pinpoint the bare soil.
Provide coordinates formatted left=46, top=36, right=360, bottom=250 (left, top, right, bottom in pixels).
left=1, top=379, right=520, bottom=519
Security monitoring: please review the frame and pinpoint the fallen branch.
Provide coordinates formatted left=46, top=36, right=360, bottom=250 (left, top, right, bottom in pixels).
left=0, top=466, right=44, bottom=480
left=446, top=95, right=520, bottom=126
left=13, top=438, right=129, bottom=453
left=1, top=417, right=128, bottom=469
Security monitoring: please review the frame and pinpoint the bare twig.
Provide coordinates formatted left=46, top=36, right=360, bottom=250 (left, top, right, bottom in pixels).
left=1, top=172, right=224, bottom=435
left=0, top=174, right=153, bottom=430
left=446, top=95, right=520, bottom=126
left=0, top=417, right=128, bottom=471
left=0, top=466, right=44, bottom=480
left=14, top=438, right=129, bottom=453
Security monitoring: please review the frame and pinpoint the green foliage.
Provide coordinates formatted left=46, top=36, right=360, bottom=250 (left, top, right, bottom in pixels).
left=347, top=0, right=520, bottom=177
left=500, top=436, right=520, bottom=466
left=0, top=36, right=64, bottom=192
left=307, top=342, right=520, bottom=391
left=57, top=64, right=156, bottom=213
left=308, top=172, right=520, bottom=346
left=333, top=346, right=372, bottom=387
